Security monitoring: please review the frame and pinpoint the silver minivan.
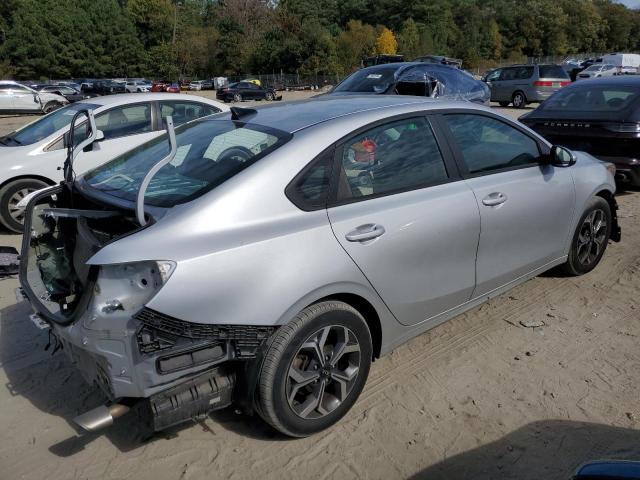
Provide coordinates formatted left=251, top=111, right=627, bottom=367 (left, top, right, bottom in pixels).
left=484, top=64, right=570, bottom=108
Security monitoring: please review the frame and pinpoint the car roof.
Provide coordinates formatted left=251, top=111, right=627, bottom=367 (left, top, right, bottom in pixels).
left=208, top=95, right=486, bottom=133
left=567, top=76, right=640, bottom=87
left=75, top=93, right=221, bottom=107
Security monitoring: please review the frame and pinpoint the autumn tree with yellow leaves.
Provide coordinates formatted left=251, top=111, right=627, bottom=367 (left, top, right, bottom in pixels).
left=375, top=27, right=398, bottom=55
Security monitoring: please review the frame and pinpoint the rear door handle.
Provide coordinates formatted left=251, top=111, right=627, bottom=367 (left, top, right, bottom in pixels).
left=482, top=192, right=508, bottom=207
left=345, top=224, right=386, bottom=242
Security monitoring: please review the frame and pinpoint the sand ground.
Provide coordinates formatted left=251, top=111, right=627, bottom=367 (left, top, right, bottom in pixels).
left=0, top=92, right=638, bottom=480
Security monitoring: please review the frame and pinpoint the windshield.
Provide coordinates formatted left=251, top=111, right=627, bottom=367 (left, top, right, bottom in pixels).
left=3, top=103, right=99, bottom=146
left=333, top=64, right=400, bottom=93
left=83, top=120, right=292, bottom=208
left=540, top=85, right=640, bottom=112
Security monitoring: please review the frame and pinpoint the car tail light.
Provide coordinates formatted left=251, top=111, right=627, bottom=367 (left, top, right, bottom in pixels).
left=603, top=122, right=640, bottom=133
left=534, top=81, right=553, bottom=87
left=560, top=81, right=570, bottom=87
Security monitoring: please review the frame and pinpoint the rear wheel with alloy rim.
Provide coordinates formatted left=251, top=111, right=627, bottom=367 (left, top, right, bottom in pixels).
left=512, top=91, right=526, bottom=109
left=0, top=178, right=49, bottom=232
left=562, top=196, right=612, bottom=275
left=233, top=93, right=242, bottom=102
left=257, top=300, right=372, bottom=437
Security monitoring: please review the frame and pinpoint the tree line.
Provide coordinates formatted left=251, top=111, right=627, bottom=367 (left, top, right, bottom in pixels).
left=1, top=0, right=639, bottom=80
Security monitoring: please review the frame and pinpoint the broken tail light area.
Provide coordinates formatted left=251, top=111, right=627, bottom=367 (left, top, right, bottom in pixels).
left=135, top=307, right=276, bottom=373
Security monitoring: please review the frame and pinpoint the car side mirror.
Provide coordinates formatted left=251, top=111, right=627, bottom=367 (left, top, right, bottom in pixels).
left=550, top=145, right=576, bottom=167
left=83, top=130, right=104, bottom=152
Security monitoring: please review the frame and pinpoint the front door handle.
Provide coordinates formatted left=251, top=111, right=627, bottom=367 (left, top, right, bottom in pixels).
left=345, top=224, right=386, bottom=242
left=482, top=192, right=508, bottom=207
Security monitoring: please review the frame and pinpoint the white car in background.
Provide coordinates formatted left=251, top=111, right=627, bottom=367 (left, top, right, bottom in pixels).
left=576, top=64, right=618, bottom=80
left=0, top=93, right=228, bottom=231
left=125, top=81, right=151, bottom=93
left=0, top=81, right=68, bottom=114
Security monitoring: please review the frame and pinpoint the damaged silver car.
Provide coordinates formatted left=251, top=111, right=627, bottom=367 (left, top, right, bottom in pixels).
left=20, top=96, right=619, bottom=437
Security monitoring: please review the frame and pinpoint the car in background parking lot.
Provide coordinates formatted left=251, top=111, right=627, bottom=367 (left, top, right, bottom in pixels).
left=0, top=81, right=68, bottom=114
left=484, top=64, right=570, bottom=108
left=0, top=93, right=228, bottom=231
left=189, top=80, right=213, bottom=91
left=520, top=76, right=640, bottom=187
left=34, top=84, right=88, bottom=103
left=576, top=64, right=618, bottom=80
left=125, top=80, right=151, bottom=93
left=216, top=81, right=277, bottom=102
left=328, top=63, right=490, bottom=104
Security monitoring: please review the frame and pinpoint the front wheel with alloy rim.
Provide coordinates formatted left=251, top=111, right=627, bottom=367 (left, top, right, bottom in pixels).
left=257, top=300, right=372, bottom=437
left=265, top=92, right=274, bottom=101
left=0, top=178, right=49, bottom=232
left=562, top=196, right=612, bottom=276
left=42, top=101, right=62, bottom=114
left=512, top=91, right=526, bottom=109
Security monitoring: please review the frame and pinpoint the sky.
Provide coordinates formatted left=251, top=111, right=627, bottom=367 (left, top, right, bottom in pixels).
left=617, top=0, right=640, bottom=9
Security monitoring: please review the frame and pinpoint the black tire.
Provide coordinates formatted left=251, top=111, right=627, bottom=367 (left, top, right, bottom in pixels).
left=265, top=91, right=274, bottom=101
left=233, top=93, right=242, bottom=103
left=499, top=101, right=510, bottom=107
left=561, top=196, right=612, bottom=276
left=257, top=300, right=372, bottom=437
left=0, top=178, right=49, bottom=232
left=512, top=91, right=527, bottom=109
left=42, top=101, right=62, bottom=114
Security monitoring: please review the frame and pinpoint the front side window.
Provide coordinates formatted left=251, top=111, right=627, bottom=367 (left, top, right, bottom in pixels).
left=95, top=103, right=152, bottom=140
left=337, top=117, right=448, bottom=200
left=444, top=114, right=540, bottom=174
left=84, top=120, right=291, bottom=208
left=160, top=101, right=220, bottom=127
left=485, top=70, right=500, bottom=82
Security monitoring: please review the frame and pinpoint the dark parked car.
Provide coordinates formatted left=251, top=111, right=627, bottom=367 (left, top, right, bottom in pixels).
left=34, top=84, right=88, bottom=102
left=95, top=80, right=126, bottom=95
left=520, top=76, right=640, bottom=187
left=328, top=62, right=490, bottom=104
left=216, top=81, right=277, bottom=102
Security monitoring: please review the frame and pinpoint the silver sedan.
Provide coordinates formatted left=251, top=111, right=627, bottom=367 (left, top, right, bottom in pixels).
left=20, top=96, right=620, bottom=437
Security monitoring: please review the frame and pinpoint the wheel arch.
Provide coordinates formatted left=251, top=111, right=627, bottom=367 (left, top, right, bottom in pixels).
left=0, top=174, right=56, bottom=191
left=595, top=188, right=621, bottom=242
left=314, top=293, right=383, bottom=360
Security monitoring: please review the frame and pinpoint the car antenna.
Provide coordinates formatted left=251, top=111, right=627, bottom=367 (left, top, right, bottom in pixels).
left=230, top=106, right=257, bottom=121
left=136, top=116, right=177, bottom=227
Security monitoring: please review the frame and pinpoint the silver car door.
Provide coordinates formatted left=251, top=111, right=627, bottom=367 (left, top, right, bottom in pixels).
left=441, top=112, right=575, bottom=297
left=327, top=116, right=480, bottom=327
left=11, top=84, right=39, bottom=111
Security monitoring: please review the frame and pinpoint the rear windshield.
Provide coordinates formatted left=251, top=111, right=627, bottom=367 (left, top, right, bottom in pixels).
left=83, top=120, right=292, bottom=207
left=538, top=65, right=569, bottom=79
left=333, top=64, right=400, bottom=93
left=540, top=85, right=640, bottom=112
left=1, top=103, right=99, bottom=146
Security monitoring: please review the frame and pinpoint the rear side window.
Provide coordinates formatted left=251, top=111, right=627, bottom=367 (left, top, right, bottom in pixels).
left=337, top=117, right=448, bottom=200
left=286, top=152, right=333, bottom=210
left=96, top=103, right=152, bottom=140
left=538, top=65, right=569, bottom=79
left=445, top=114, right=540, bottom=174
left=160, top=101, right=220, bottom=127
left=516, top=66, right=534, bottom=79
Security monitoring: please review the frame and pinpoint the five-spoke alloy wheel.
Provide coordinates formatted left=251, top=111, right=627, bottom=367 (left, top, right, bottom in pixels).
left=257, top=301, right=372, bottom=437
left=562, top=196, right=612, bottom=275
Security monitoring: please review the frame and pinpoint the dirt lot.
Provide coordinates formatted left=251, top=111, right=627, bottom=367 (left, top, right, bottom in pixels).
left=0, top=94, right=639, bottom=480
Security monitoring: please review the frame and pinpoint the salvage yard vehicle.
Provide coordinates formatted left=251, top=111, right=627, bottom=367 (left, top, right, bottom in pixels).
left=34, top=84, right=88, bottom=103
left=0, top=81, right=68, bottom=114
left=0, top=93, right=228, bottom=231
left=216, top=81, right=278, bottom=102
left=19, top=96, right=620, bottom=438
left=520, top=76, right=640, bottom=188
left=328, top=63, right=490, bottom=104
left=576, top=63, right=618, bottom=80
left=484, top=64, right=571, bottom=108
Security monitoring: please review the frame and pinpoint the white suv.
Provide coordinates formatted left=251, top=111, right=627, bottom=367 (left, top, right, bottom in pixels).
left=0, top=81, right=68, bottom=114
